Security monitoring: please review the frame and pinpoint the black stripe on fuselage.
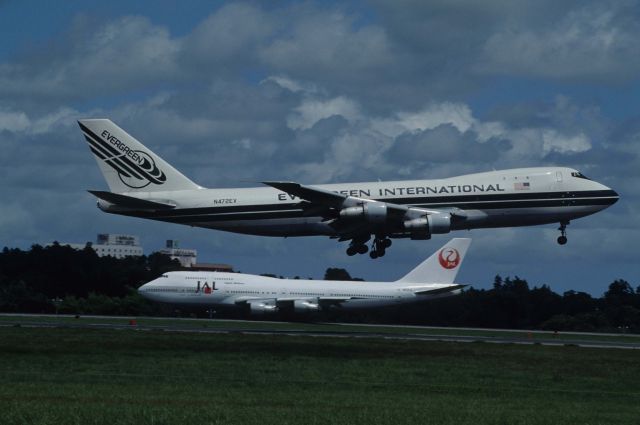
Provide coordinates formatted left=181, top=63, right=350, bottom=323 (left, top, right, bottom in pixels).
left=376, top=190, right=618, bottom=204
left=122, top=190, right=618, bottom=223
left=128, top=190, right=617, bottom=216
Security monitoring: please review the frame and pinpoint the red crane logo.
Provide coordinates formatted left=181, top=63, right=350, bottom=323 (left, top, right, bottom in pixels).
left=438, top=248, right=460, bottom=269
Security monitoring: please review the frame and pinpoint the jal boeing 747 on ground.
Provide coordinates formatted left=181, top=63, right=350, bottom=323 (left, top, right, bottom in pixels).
left=78, top=119, right=619, bottom=258
left=138, top=238, right=471, bottom=315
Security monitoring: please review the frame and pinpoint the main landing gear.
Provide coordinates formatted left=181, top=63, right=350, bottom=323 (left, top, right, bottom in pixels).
left=345, top=236, right=392, bottom=259
left=346, top=236, right=370, bottom=256
left=346, top=243, right=368, bottom=256
left=557, top=221, right=569, bottom=245
left=369, top=237, right=392, bottom=259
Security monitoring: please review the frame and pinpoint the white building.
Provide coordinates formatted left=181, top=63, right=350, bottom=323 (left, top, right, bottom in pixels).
left=159, top=240, right=197, bottom=267
left=54, top=234, right=144, bottom=259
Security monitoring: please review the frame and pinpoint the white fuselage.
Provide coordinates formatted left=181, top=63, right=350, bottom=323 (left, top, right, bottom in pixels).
left=103, top=167, right=618, bottom=238
left=138, top=271, right=461, bottom=312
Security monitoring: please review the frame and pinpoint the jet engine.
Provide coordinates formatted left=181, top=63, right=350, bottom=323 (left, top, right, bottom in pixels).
left=403, top=212, right=451, bottom=239
left=247, top=301, right=278, bottom=315
left=293, top=300, right=321, bottom=313
left=339, top=201, right=387, bottom=224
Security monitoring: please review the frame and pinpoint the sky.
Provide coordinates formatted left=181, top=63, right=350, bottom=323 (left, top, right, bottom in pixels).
left=1, top=0, right=638, bottom=296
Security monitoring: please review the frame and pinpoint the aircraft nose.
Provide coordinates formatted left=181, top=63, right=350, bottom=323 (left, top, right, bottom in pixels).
left=137, top=282, right=151, bottom=297
left=601, top=186, right=619, bottom=207
left=611, top=189, right=619, bottom=204
left=592, top=180, right=619, bottom=207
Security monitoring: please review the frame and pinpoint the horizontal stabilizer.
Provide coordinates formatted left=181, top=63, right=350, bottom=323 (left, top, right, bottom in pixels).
left=88, top=190, right=176, bottom=210
left=413, top=284, right=467, bottom=295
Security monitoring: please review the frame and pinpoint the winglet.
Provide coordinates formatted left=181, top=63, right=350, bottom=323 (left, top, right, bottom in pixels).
left=396, top=238, right=471, bottom=284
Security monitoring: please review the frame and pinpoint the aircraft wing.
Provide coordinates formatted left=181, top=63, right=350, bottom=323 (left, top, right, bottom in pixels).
left=276, top=296, right=354, bottom=306
left=263, top=181, right=467, bottom=220
left=233, top=296, right=352, bottom=313
left=263, top=181, right=346, bottom=208
left=413, top=284, right=467, bottom=295
left=317, top=296, right=353, bottom=306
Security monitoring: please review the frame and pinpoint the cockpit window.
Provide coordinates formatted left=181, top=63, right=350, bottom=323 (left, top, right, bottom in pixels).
left=571, top=171, right=590, bottom=180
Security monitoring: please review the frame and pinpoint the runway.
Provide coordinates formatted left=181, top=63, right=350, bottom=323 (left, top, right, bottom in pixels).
left=1, top=314, right=639, bottom=350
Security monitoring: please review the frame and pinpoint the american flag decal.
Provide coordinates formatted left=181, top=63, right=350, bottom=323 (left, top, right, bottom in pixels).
left=514, top=182, right=530, bottom=190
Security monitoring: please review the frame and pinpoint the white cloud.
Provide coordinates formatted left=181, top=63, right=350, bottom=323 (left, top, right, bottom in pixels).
left=262, top=9, right=392, bottom=78
left=0, top=15, right=179, bottom=100
left=231, top=138, right=252, bottom=150
left=0, top=107, right=80, bottom=135
left=0, top=110, right=29, bottom=132
left=287, top=96, right=361, bottom=130
left=373, top=102, right=476, bottom=137
left=261, top=75, right=318, bottom=94
left=30, top=108, right=80, bottom=135
left=541, top=130, right=591, bottom=154
left=479, top=4, right=640, bottom=79
left=184, top=3, right=274, bottom=66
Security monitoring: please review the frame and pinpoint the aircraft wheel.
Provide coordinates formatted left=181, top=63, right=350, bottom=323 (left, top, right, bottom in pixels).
left=346, top=246, right=357, bottom=256
left=557, top=236, right=567, bottom=245
left=369, top=250, right=379, bottom=259
left=357, top=244, right=368, bottom=254
left=377, top=249, right=386, bottom=257
left=382, top=238, right=392, bottom=248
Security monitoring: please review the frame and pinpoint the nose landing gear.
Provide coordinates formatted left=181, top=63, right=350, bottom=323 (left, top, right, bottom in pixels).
left=557, top=221, right=569, bottom=245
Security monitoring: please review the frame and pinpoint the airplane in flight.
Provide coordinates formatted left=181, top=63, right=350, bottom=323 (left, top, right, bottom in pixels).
left=138, top=238, right=471, bottom=315
left=78, top=119, right=619, bottom=258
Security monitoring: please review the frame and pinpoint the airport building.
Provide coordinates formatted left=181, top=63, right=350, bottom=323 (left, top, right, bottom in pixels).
left=159, top=240, right=197, bottom=268
left=159, top=240, right=234, bottom=271
left=189, top=263, right=233, bottom=272
left=52, top=234, right=232, bottom=270
left=53, top=233, right=144, bottom=259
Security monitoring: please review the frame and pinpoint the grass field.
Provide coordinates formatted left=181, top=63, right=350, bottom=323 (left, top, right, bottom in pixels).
left=1, top=313, right=640, bottom=344
left=0, top=325, right=638, bottom=425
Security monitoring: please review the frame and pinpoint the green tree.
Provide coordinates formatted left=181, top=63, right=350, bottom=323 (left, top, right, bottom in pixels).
left=324, top=268, right=362, bottom=281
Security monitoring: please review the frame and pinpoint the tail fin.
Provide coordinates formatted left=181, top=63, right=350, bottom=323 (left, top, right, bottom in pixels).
left=78, top=119, right=201, bottom=193
left=396, top=238, right=471, bottom=284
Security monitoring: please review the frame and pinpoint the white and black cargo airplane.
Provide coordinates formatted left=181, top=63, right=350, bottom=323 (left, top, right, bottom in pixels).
left=138, top=238, right=471, bottom=315
left=78, top=119, right=618, bottom=258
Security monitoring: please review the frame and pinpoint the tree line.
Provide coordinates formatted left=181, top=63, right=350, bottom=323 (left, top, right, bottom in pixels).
left=0, top=243, right=638, bottom=332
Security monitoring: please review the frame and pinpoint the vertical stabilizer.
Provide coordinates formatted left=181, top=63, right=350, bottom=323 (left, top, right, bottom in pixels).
left=396, top=238, right=471, bottom=284
left=78, top=119, right=201, bottom=193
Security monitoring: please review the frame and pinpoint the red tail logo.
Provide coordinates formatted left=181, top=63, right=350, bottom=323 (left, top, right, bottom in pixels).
left=438, top=248, right=460, bottom=269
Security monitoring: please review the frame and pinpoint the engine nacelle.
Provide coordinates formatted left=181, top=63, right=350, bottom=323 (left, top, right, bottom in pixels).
left=339, top=201, right=387, bottom=224
left=404, top=213, right=452, bottom=239
left=293, top=300, right=321, bottom=313
left=247, top=301, right=278, bottom=315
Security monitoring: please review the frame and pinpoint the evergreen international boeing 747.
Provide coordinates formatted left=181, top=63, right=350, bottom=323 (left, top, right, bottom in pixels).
left=78, top=119, right=618, bottom=258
